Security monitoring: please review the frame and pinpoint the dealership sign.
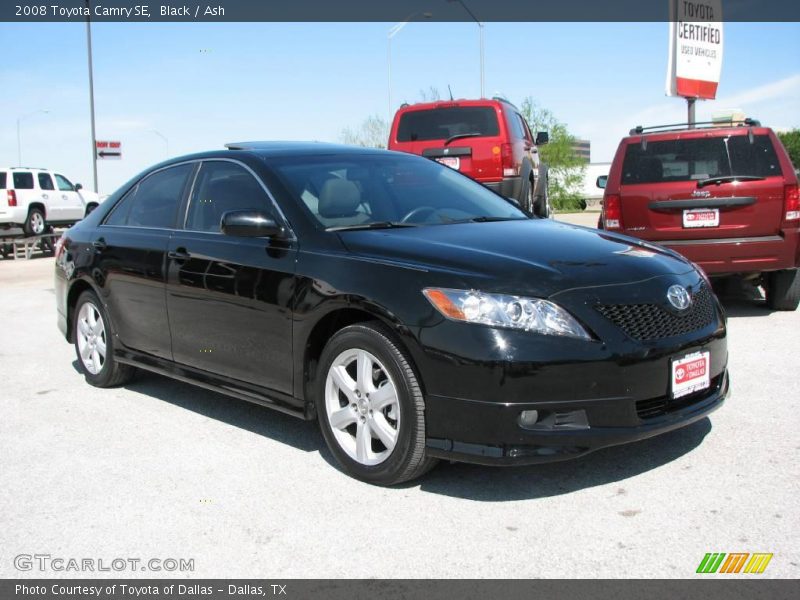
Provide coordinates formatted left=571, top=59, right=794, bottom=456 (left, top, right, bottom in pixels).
left=96, top=140, right=122, bottom=160
left=665, top=0, right=724, bottom=99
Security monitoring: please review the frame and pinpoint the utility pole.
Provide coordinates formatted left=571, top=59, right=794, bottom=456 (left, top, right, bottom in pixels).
left=86, top=0, right=98, bottom=192
left=687, top=97, right=696, bottom=128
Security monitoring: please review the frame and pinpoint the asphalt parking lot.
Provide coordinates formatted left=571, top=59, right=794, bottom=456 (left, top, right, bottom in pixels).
left=1, top=214, right=798, bottom=579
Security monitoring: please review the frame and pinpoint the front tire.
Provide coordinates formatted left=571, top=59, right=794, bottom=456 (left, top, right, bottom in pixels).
left=765, top=269, right=800, bottom=311
left=24, top=208, right=47, bottom=236
left=73, top=291, right=135, bottom=387
left=316, top=322, right=436, bottom=485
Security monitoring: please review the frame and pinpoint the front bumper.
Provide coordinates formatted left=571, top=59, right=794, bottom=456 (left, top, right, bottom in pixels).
left=425, top=369, right=727, bottom=465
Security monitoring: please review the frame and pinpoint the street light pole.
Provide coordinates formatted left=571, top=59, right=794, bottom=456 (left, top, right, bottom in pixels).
left=387, top=21, right=411, bottom=118
left=449, top=0, right=485, bottom=98
left=151, top=130, right=169, bottom=158
left=16, top=109, right=49, bottom=166
left=85, top=0, right=99, bottom=193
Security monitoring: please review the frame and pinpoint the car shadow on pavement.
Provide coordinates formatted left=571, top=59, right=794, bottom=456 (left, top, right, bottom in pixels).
left=416, top=417, right=713, bottom=501
left=72, top=361, right=324, bottom=453
left=713, top=276, right=775, bottom=318
left=76, top=361, right=715, bottom=501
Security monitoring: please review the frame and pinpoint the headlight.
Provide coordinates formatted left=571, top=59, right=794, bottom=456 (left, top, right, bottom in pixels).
left=422, top=288, right=592, bottom=340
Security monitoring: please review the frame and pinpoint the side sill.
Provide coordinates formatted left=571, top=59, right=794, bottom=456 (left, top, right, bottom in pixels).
left=115, top=349, right=311, bottom=420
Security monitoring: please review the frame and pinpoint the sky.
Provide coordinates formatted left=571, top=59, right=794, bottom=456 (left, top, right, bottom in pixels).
left=0, top=21, right=798, bottom=194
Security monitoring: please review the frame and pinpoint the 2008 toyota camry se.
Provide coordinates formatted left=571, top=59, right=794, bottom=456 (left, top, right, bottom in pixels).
left=55, top=142, right=728, bottom=485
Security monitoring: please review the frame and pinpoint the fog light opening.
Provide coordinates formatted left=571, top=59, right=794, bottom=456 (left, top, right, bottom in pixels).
left=518, top=410, right=540, bottom=428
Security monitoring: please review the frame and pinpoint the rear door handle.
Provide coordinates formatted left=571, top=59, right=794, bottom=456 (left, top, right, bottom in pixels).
left=168, top=248, right=191, bottom=260
left=42, top=193, right=49, bottom=199
left=92, top=238, right=107, bottom=251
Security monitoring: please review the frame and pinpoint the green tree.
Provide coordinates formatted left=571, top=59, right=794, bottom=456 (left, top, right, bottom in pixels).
left=519, top=97, right=587, bottom=211
left=777, top=129, right=800, bottom=171
left=340, top=114, right=389, bottom=149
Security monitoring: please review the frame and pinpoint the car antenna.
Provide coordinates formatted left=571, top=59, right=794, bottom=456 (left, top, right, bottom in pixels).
left=448, top=85, right=454, bottom=101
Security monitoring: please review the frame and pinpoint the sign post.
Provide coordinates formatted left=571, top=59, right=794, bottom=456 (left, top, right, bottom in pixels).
left=665, top=0, right=724, bottom=126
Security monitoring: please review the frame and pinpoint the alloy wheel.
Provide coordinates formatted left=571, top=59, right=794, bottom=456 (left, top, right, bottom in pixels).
left=29, top=212, right=45, bottom=234
left=76, top=302, right=107, bottom=375
left=324, top=348, right=400, bottom=466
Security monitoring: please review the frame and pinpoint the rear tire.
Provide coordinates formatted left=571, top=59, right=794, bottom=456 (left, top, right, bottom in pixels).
left=316, top=321, right=437, bottom=485
left=23, top=208, right=47, bottom=236
left=765, top=269, right=800, bottom=311
left=73, top=291, right=136, bottom=387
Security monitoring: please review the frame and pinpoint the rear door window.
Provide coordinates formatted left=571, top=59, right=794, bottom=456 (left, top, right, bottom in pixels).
left=396, top=107, right=500, bottom=142
left=621, top=135, right=782, bottom=184
left=507, top=113, right=525, bottom=141
left=0, top=172, right=6, bottom=189
left=37, top=173, right=55, bottom=190
left=104, top=164, right=193, bottom=228
left=12, top=172, right=34, bottom=189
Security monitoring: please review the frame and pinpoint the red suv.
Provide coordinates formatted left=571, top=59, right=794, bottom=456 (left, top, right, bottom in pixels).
left=388, top=98, right=551, bottom=217
left=599, top=119, right=800, bottom=310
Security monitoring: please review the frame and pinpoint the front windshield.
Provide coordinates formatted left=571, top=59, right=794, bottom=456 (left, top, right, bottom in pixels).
left=268, top=153, right=528, bottom=230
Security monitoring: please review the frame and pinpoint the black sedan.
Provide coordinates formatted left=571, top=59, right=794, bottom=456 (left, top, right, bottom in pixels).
left=55, top=142, right=728, bottom=485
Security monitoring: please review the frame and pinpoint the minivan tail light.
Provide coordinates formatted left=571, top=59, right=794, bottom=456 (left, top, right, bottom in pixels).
left=7, top=190, right=17, bottom=207
left=603, top=193, right=622, bottom=229
left=784, top=184, right=799, bottom=222
left=500, top=143, right=518, bottom=177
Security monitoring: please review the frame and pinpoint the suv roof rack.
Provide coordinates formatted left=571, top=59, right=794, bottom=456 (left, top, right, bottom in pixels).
left=491, top=95, right=518, bottom=109
left=629, top=118, right=761, bottom=136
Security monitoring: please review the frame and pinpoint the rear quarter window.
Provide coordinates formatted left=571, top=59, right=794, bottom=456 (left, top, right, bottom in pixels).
left=396, top=106, right=500, bottom=142
left=620, top=134, right=782, bottom=184
left=0, top=172, right=6, bottom=189
left=12, top=172, right=34, bottom=189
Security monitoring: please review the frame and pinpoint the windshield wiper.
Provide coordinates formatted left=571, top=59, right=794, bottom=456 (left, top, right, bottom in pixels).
left=697, top=175, right=765, bottom=188
left=326, top=221, right=418, bottom=232
left=443, top=132, right=482, bottom=146
left=468, top=216, right=528, bottom=223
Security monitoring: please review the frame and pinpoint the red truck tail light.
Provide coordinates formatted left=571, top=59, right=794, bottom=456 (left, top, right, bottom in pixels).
left=500, top=143, right=518, bottom=177
left=7, top=189, right=17, bottom=207
left=603, top=194, right=622, bottom=229
left=784, top=183, right=799, bottom=222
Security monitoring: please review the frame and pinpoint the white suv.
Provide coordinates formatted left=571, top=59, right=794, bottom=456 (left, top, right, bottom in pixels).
left=0, top=167, right=101, bottom=235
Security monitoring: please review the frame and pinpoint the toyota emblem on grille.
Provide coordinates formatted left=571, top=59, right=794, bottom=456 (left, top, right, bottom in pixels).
left=667, top=285, right=692, bottom=311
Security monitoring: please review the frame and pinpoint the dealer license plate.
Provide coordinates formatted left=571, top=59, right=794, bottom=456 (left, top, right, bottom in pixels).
left=435, top=156, right=460, bottom=170
left=683, top=208, right=719, bottom=228
left=671, top=351, right=710, bottom=399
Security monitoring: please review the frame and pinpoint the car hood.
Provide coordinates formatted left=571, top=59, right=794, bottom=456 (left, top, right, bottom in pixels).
left=337, top=219, right=695, bottom=297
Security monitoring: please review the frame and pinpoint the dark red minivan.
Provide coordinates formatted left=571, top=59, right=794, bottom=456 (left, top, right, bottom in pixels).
left=599, top=120, right=800, bottom=310
left=388, top=98, right=551, bottom=217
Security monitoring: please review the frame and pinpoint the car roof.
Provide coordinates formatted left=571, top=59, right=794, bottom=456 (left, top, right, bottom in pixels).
left=223, top=141, right=390, bottom=156
left=624, top=121, right=773, bottom=142
left=0, top=167, right=50, bottom=171
left=394, top=98, right=514, bottom=113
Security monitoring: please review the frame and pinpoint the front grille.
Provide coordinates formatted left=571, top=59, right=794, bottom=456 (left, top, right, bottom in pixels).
left=636, top=374, right=723, bottom=420
left=596, top=283, right=715, bottom=341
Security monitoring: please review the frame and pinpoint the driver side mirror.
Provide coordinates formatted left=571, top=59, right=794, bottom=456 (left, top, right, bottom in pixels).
left=596, top=175, right=608, bottom=189
left=535, top=132, right=549, bottom=145
left=221, top=210, right=284, bottom=238
left=74, top=183, right=83, bottom=191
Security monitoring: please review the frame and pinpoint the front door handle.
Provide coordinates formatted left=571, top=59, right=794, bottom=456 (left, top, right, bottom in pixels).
left=42, top=193, right=49, bottom=199
left=168, top=248, right=191, bottom=260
